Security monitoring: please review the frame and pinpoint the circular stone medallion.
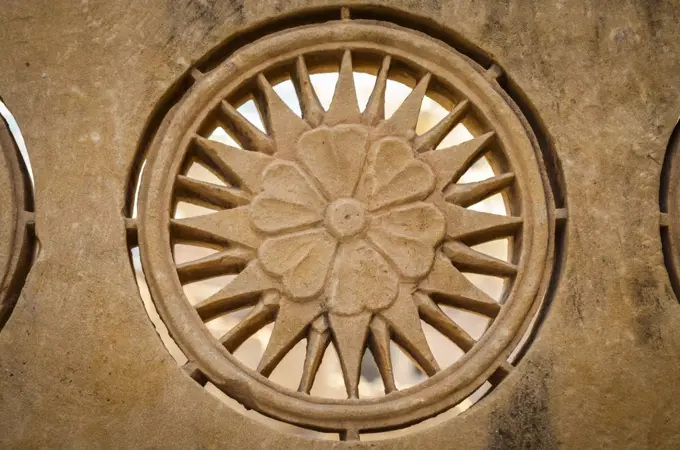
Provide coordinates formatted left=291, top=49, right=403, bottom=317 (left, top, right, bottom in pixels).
left=136, top=18, right=557, bottom=437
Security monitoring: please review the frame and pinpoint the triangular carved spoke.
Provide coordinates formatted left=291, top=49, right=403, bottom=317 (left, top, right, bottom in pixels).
left=444, top=172, right=515, bottom=207
left=420, top=132, right=495, bottom=190
left=414, top=99, right=470, bottom=153
left=375, top=73, right=430, bottom=140
left=379, top=287, right=439, bottom=376
left=171, top=206, right=262, bottom=249
left=193, top=136, right=273, bottom=194
left=258, top=298, right=323, bottom=377
left=218, top=100, right=274, bottom=154
left=439, top=201, right=522, bottom=245
left=414, top=292, right=476, bottom=352
left=175, top=174, right=250, bottom=209
left=298, top=316, right=331, bottom=394
left=442, top=240, right=517, bottom=277
left=419, top=253, right=501, bottom=318
left=325, top=50, right=361, bottom=125
left=220, top=295, right=279, bottom=352
left=328, top=313, right=371, bottom=399
left=362, top=55, right=391, bottom=126
left=292, top=56, right=325, bottom=127
left=176, top=246, right=254, bottom=284
left=194, top=261, right=278, bottom=322
left=255, top=73, right=311, bottom=157
left=367, top=316, right=397, bottom=393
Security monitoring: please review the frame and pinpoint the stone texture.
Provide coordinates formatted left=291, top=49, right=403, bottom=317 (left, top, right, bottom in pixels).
left=0, top=0, right=679, bottom=448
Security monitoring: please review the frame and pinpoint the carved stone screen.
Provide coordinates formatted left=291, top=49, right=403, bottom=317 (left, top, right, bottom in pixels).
left=1, top=2, right=680, bottom=448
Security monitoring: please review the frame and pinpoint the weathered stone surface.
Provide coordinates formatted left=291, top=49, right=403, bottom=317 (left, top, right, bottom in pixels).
left=0, top=1, right=679, bottom=448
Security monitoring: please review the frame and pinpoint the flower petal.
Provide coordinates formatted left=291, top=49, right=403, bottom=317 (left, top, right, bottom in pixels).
left=296, top=125, right=369, bottom=200
left=250, top=161, right=327, bottom=233
left=355, top=137, right=436, bottom=211
left=327, top=240, right=399, bottom=315
left=258, top=229, right=337, bottom=299
left=367, top=202, right=445, bottom=279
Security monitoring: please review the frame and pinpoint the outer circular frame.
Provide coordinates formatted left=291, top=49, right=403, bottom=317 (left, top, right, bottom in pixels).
left=138, top=21, right=555, bottom=432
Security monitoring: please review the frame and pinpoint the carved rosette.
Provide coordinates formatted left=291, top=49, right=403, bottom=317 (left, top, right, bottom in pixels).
left=135, top=18, right=557, bottom=437
left=251, top=127, right=445, bottom=315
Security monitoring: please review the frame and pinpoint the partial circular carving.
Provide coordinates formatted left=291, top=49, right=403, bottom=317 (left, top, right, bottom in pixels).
left=131, top=15, right=562, bottom=438
left=0, top=115, right=34, bottom=329
left=661, top=123, right=680, bottom=299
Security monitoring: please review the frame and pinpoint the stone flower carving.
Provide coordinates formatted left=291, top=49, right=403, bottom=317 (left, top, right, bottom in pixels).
left=250, top=125, right=445, bottom=316
left=171, top=52, right=521, bottom=397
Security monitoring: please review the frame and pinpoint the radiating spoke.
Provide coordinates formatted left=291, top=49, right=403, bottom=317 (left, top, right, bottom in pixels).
left=298, top=316, right=331, bottom=394
left=438, top=201, right=522, bottom=245
left=220, top=296, right=279, bottom=352
left=176, top=174, right=250, bottom=209
left=419, top=253, right=501, bottom=318
left=362, top=55, right=391, bottom=125
left=194, top=261, right=278, bottom=321
left=325, top=50, right=361, bottom=125
left=375, top=73, right=431, bottom=140
left=414, top=292, right=476, bottom=352
left=292, top=56, right=325, bottom=127
left=171, top=206, right=262, bottom=249
left=218, top=100, right=274, bottom=154
left=442, top=240, right=517, bottom=277
left=444, top=172, right=515, bottom=207
left=367, top=316, right=397, bottom=393
left=194, top=136, right=273, bottom=194
left=258, top=298, right=323, bottom=377
left=420, top=132, right=495, bottom=190
left=256, top=73, right=311, bottom=157
left=379, top=287, right=439, bottom=376
left=176, top=247, right=254, bottom=284
left=414, top=99, right=470, bottom=153
left=328, top=312, right=371, bottom=398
